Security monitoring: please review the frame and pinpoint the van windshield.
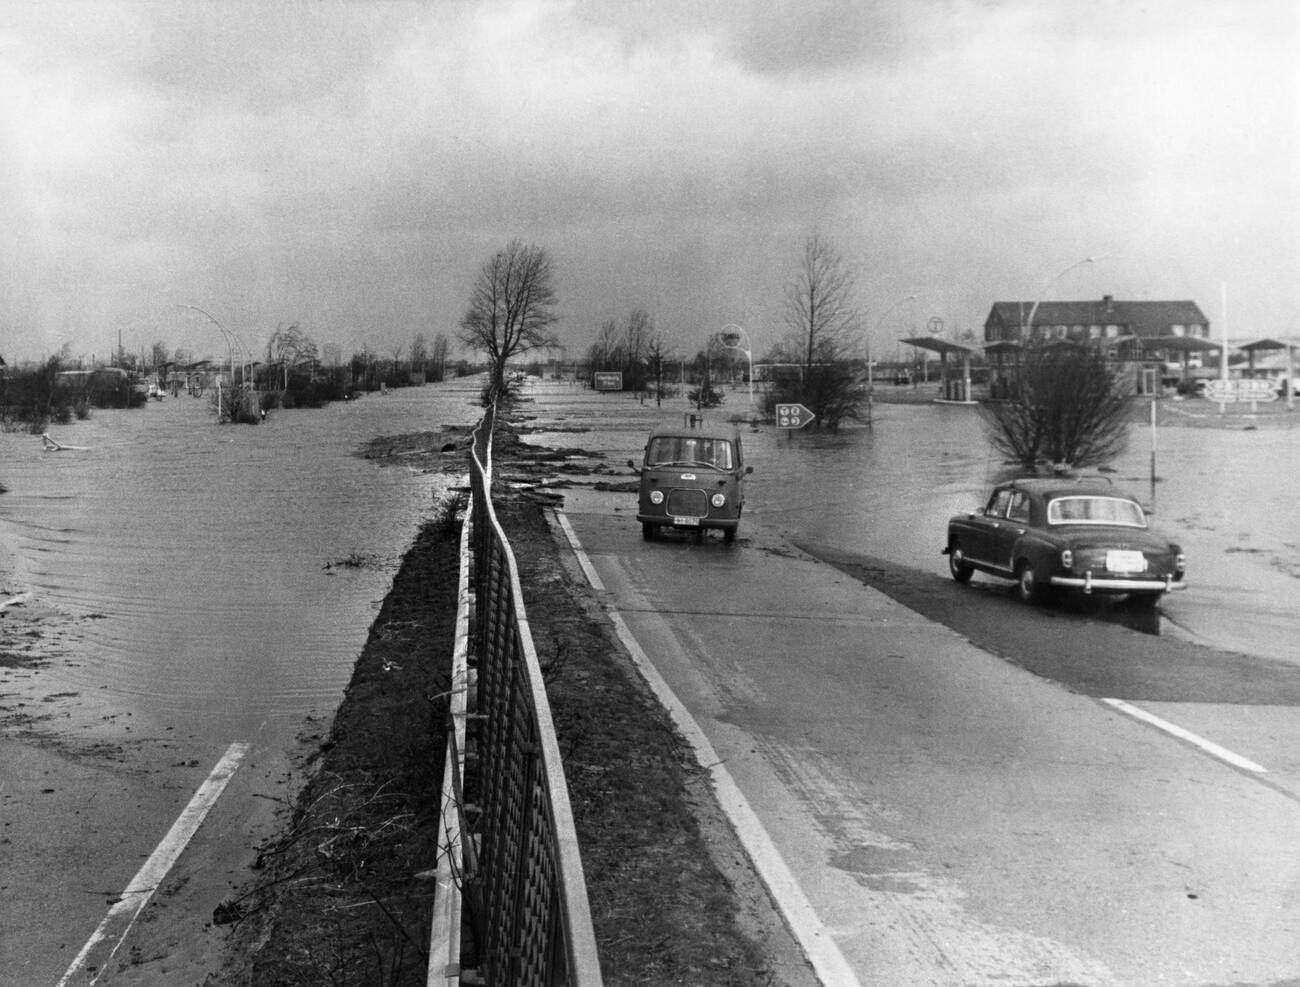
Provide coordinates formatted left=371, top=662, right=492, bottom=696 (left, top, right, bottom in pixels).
left=646, top=435, right=735, bottom=470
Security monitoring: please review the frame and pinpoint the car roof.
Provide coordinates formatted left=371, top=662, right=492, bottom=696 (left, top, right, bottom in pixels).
left=1000, top=477, right=1137, bottom=501
left=647, top=424, right=741, bottom=443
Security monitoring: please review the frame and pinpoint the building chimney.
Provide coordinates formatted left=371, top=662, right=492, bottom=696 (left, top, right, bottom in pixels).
left=1103, top=294, right=1114, bottom=314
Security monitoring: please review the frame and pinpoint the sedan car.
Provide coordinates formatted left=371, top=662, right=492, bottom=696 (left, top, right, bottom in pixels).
left=944, top=478, right=1186, bottom=607
left=628, top=424, right=751, bottom=542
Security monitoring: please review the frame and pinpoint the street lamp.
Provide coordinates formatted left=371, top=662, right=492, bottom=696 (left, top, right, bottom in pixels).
left=1022, top=256, right=1109, bottom=339
left=180, top=304, right=256, bottom=420
left=867, top=294, right=916, bottom=424
left=718, top=323, right=755, bottom=406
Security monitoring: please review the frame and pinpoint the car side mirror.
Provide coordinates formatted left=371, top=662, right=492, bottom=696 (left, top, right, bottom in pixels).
left=745, top=465, right=753, bottom=475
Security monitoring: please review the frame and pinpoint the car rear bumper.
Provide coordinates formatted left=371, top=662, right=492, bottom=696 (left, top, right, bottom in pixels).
left=1050, top=574, right=1187, bottom=594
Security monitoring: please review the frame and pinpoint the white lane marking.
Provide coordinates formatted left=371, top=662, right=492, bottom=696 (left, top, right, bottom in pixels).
left=1101, top=698, right=1267, bottom=773
left=58, top=741, right=251, bottom=987
left=553, top=511, right=605, bottom=591
left=557, top=512, right=862, bottom=987
left=0, top=591, right=33, bottom=611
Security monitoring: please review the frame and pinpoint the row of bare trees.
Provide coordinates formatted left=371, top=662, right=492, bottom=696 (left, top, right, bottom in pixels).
left=452, top=235, right=1134, bottom=468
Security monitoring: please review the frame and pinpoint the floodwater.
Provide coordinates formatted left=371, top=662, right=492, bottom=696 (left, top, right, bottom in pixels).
left=0, top=380, right=481, bottom=746
left=521, top=382, right=1300, bottom=666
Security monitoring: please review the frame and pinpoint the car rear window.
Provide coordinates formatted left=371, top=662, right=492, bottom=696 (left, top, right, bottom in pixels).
left=646, top=436, right=735, bottom=469
left=1048, top=496, right=1146, bottom=527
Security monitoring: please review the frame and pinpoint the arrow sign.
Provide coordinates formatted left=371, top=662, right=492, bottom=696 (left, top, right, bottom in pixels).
left=775, top=403, right=815, bottom=429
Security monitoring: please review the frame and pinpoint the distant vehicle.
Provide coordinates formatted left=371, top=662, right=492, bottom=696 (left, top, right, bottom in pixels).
left=628, top=424, right=752, bottom=543
left=944, top=478, right=1186, bottom=608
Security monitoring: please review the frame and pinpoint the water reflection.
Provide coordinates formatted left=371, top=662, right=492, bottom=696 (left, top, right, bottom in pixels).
left=0, top=381, right=480, bottom=743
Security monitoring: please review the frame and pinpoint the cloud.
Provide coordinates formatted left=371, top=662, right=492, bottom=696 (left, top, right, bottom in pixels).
left=0, top=0, right=1296, bottom=362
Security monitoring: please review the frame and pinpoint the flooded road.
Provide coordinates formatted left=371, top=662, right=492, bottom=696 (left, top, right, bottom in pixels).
left=1, top=380, right=479, bottom=743
left=0, top=380, right=479, bottom=985
left=523, top=382, right=1300, bottom=664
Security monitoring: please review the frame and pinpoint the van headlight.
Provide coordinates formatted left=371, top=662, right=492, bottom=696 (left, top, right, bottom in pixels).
left=711, top=493, right=726, bottom=508
left=649, top=490, right=664, bottom=505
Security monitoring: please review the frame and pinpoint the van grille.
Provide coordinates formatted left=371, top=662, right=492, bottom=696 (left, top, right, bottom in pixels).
left=666, top=488, right=707, bottom=518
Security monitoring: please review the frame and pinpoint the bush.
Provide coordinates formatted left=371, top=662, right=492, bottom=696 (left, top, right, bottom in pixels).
left=980, top=344, right=1133, bottom=470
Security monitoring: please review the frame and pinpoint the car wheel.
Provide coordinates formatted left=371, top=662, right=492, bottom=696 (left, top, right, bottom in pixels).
left=947, top=543, right=974, bottom=583
left=723, top=527, right=736, bottom=544
left=642, top=523, right=655, bottom=541
left=1015, top=561, right=1043, bottom=603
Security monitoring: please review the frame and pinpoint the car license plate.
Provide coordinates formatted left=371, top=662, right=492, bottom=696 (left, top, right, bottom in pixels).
left=672, top=516, right=700, bottom=527
left=1106, top=550, right=1146, bottom=573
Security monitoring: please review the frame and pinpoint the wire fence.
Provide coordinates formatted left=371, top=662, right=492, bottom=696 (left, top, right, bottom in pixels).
left=428, top=405, right=603, bottom=987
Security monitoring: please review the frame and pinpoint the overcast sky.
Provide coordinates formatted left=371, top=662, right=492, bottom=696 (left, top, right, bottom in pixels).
left=2, top=0, right=1296, bottom=366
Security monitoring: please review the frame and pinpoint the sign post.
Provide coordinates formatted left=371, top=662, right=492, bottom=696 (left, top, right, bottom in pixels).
left=775, top=403, right=815, bottom=430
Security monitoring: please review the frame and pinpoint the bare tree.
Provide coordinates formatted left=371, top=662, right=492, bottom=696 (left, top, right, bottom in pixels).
left=645, top=333, right=670, bottom=406
left=980, top=343, right=1134, bottom=470
left=429, top=333, right=449, bottom=382
left=786, top=233, right=859, bottom=378
left=770, top=234, right=864, bottom=430
left=458, top=240, right=559, bottom=400
left=411, top=333, right=429, bottom=380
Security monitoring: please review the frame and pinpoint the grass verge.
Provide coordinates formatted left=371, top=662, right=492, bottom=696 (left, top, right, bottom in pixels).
left=207, top=423, right=811, bottom=986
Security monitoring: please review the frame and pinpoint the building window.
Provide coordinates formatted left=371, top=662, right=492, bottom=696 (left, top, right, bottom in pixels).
left=1105, top=325, right=1119, bottom=338
left=1089, top=325, right=1101, bottom=339
left=1171, top=324, right=1185, bottom=337
left=1189, top=324, right=1205, bottom=337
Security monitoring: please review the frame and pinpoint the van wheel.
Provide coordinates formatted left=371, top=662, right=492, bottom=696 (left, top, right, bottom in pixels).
left=642, top=523, right=655, bottom=541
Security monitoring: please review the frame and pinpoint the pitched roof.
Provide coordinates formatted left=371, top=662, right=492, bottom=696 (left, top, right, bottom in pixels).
left=987, top=299, right=1208, bottom=334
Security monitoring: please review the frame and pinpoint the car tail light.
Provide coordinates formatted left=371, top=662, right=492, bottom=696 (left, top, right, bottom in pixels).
left=649, top=490, right=664, bottom=505
left=710, top=493, right=726, bottom=508
left=1060, top=549, right=1074, bottom=569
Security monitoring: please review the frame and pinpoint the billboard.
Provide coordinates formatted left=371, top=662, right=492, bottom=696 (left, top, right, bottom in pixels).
left=592, top=371, right=623, bottom=391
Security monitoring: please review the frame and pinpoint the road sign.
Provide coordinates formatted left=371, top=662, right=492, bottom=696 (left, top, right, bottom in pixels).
left=592, top=371, right=623, bottom=391
left=1203, top=378, right=1279, bottom=404
left=1203, top=379, right=1236, bottom=403
left=1238, top=378, right=1279, bottom=403
left=775, top=403, right=815, bottom=429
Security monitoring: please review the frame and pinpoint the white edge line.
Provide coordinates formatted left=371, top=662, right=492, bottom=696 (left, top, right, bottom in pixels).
left=553, top=511, right=605, bottom=591
left=1101, top=698, right=1267, bottom=773
left=58, top=741, right=251, bottom=987
left=557, top=512, right=861, bottom=987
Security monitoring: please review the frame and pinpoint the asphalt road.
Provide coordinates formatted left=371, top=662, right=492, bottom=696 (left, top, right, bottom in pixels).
left=559, top=507, right=1300, bottom=987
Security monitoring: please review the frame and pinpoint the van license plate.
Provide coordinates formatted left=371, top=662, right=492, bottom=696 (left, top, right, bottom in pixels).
left=672, top=516, right=700, bottom=527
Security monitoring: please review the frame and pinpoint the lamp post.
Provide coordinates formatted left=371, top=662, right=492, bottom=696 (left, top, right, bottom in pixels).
left=180, top=304, right=256, bottom=420
left=719, top=323, right=755, bottom=406
left=1022, top=257, right=1104, bottom=340
left=867, top=294, right=916, bottom=425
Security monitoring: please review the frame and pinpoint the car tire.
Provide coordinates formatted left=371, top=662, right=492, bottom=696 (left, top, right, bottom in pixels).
left=723, top=527, right=736, bottom=544
left=947, top=544, right=974, bottom=583
left=1015, top=561, right=1043, bottom=603
left=642, top=523, right=655, bottom=541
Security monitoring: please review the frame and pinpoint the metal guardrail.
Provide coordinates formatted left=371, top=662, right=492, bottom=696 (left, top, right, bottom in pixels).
left=429, top=406, right=603, bottom=987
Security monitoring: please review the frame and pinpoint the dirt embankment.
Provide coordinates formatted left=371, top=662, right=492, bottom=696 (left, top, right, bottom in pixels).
left=208, top=422, right=809, bottom=986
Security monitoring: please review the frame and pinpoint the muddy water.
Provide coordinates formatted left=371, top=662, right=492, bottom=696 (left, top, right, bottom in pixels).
left=0, top=380, right=481, bottom=745
left=520, top=382, right=1300, bottom=665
